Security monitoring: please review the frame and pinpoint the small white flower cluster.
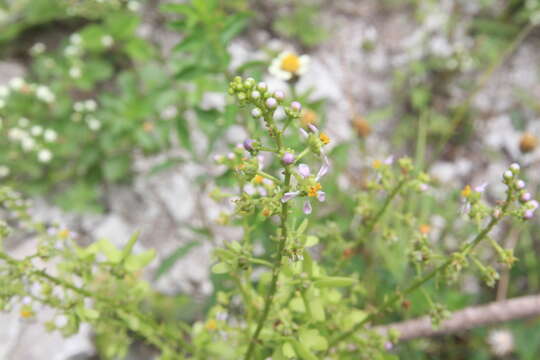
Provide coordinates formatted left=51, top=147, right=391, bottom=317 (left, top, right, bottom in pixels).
left=7, top=119, right=57, bottom=163
left=73, top=99, right=102, bottom=131
left=0, top=78, right=56, bottom=105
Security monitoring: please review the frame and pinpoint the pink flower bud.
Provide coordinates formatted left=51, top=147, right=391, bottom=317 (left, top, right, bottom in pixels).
left=266, top=97, right=277, bottom=109
left=282, top=152, right=295, bottom=165
left=291, top=101, right=302, bottom=112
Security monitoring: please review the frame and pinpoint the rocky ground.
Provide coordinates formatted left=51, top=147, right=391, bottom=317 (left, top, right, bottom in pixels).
left=1, top=0, right=540, bottom=358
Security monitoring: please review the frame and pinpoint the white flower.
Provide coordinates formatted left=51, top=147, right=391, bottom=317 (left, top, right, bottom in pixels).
left=101, top=35, right=114, bottom=47
left=0, top=165, right=10, bottom=178
left=30, top=42, right=46, bottom=55
left=8, top=128, right=25, bottom=141
left=487, top=329, right=514, bottom=357
left=73, top=101, right=85, bottom=112
left=31, top=126, right=43, bottom=136
left=0, top=85, right=9, bottom=97
left=64, top=45, right=79, bottom=57
left=44, top=129, right=57, bottom=142
left=269, top=51, right=310, bottom=81
left=9, top=77, right=24, bottom=90
left=85, top=99, right=97, bottom=112
left=36, top=85, right=55, bottom=103
left=21, top=137, right=36, bottom=152
left=87, top=117, right=101, bottom=131
left=128, top=1, right=141, bottom=11
left=69, top=67, right=82, bottom=79
left=160, top=105, right=178, bottom=120
left=38, top=149, right=53, bottom=163
left=70, top=33, right=82, bottom=45
left=18, top=117, right=30, bottom=127
left=54, top=315, right=68, bottom=328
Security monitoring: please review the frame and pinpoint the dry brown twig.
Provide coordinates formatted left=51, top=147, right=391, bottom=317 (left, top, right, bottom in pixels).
left=374, top=294, right=540, bottom=341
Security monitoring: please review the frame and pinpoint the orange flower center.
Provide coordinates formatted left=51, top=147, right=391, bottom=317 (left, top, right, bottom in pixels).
left=254, top=175, right=264, bottom=184
left=461, top=185, right=471, bottom=198
left=319, top=132, right=330, bottom=145
left=281, top=53, right=301, bottom=73
left=301, top=109, right=317, bottom=127
left=419, top=224, right=431, bottom=235
left=372, top=160, right=382, bottom=169
left=308, top=183, right=322, bottom=197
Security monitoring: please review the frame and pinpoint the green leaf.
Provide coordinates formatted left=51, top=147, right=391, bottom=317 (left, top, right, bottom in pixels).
left=124, top=249, right=156, bottom=272
left=289, top=296, right=306, bottom=313
left=176, top=116, right=192, bottom=151
left=299, top=329, right=328, bottom=351
left=297, top=219, right=309, bottom=235
left=96, top=239, right=122, bottom=263
left=220, top=13, right=249, bottom=45
left=154, top=241, right=200, bottom=280
left=304, top=235, right=318, bottom=247
left=314, top=276, right=356, bottom=288
left=211, top=262, right=230, bottom=274
left=308, top=297, right=325, bottom=322
left=282, top=342, right=296, bottom=359
left=291, top=340, right=318, bottom=360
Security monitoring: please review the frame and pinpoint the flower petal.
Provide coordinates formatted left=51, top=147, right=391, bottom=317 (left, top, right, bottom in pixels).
left=317, top=191, right=326, bottom=202
left=281, top=191, right=300, bottom=203
left=303, top=200, right=312, bottom=214
left=298, top=163, right=311, bottom=178
left=299, top=128, right=308, bottom=138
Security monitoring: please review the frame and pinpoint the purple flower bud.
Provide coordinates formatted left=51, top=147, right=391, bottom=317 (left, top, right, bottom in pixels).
left=419, top=183, right=429, bottom=192
left=524, top=209, right=534, bottom=220
left=243, top=139, right=254, bottom=152
left=251, top=90, right=261, bottom=99
left=303, top=200, right=312, bottom=215
left=227, top=152, right=235, bottom=160
left=251, top=107, right=262, bottom=118
left=298, top=163, right=311, bottom=178
left=317, top=191, right=326, bottom=202
left=384, top=155, right=394, bottom=165
left=290, top=101, right=302, bottom=112
left=308, top=124, right=318, bottom=133
left=521, top=192, right=532, bottom=203
left=274, top=91, right=285, bottom=100
left=516, top=180, right=526, bottom=189
left=266, top=97, right=277, bottom=109
left=257, top=82, right=267, bottom=91
left=528, top=200, right=539, bottom=210
left=282, top=152, right=295, bottom=165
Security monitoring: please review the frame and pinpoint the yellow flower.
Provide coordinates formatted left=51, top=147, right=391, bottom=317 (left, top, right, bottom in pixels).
left=58, top=229, right=70, bottom=239
left=461, top=185, right=471, bottom=198
left=20, top=309, right=33, bottom=319
left=281, top=53, right=301, bottom=72
left=205, top=319, right=218, bottom=331
left=319, top=132, right=330, bottom=145
left=300, top=109, right=317, bottom=127
left=254, top=175, right=264, bottom=184
left=372, top=160, right=382, bottom=169
left=308, top=183, right=322, bottom=197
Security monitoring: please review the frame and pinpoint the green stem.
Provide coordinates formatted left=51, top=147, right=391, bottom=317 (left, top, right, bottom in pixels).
left=243, top=170, right=291, bottom=360
left=428, top=23, right=535, bottom=168
left=257, top=171, right=280, bottom=183
left=328, top=189, right=513, bottom=349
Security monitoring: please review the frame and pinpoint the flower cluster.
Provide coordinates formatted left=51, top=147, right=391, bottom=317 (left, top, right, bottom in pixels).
left=225, top=76, right=330, bottom=216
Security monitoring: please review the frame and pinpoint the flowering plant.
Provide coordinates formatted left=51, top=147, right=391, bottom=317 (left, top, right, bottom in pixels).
left=2, top=74, right=537, bottom=359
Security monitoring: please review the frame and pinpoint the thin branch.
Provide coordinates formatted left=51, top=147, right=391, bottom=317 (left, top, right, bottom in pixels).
left=375, top=294, right=540, bottom=341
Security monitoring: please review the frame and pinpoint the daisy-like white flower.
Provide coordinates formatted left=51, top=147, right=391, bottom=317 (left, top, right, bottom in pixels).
left=269, top=51, right=310, bottom=81
left=38, top=149, right=53, bottom=163
left=487, top=329, right=514, bottom=357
